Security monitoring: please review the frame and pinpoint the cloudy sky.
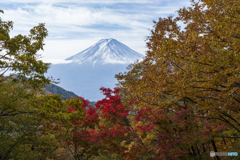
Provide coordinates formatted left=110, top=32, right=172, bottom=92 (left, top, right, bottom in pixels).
left=1, top=0, right=192, bottom=64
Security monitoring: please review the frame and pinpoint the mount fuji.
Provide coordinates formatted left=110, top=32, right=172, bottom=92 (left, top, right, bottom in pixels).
left=66, top=38, right=143, bottom=65
left=45, top=38, right=144, bottom=101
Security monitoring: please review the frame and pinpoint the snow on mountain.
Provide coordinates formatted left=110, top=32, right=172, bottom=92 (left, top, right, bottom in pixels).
left=65, top=38, right=144, bottom=66
left=46, top=38, right=145, bottom=101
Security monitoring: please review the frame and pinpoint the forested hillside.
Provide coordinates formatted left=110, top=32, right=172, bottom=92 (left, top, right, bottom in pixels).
left=44, top=83, right=97, bottom=105
left=44, top=84, right=78, bottom=100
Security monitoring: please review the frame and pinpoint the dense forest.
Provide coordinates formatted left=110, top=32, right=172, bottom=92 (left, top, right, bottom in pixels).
left=0, top=0, right=240, bottom=159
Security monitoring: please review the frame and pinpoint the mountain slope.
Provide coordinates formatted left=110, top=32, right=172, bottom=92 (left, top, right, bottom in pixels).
left=46, top=38, right=144, bottom=101
left=44, top=84, right=96, bottom=106
left=4, top=74, right=91, bottom=102
left=44, top=84, right=78, bottom=101
left=66, top=38, right=144, bottom=66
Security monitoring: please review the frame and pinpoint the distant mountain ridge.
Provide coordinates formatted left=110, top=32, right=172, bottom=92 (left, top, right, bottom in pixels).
left=44, top=84, right=96, bottom=106
left=43, top=83, right=78, bottom=101
left=4, top=74, right=96, bottom=105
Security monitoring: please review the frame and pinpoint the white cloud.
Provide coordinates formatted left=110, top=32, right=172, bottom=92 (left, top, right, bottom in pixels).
left=0, top=0, right=155, bottom=4
left=46, top=59, right=73, bottom=64
left=2, top=4, right=151, bottom=28
left=1, top=0, right=192, bottom=64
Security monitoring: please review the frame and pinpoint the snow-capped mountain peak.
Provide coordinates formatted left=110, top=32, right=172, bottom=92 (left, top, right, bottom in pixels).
left=65, top=38, right=144, bottom=65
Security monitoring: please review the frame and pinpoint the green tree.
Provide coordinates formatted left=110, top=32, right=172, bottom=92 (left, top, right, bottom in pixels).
left=0, top=10, right=85, bottom=159
left=0, top=77, right=71, bottom=159
left=0, top=9, right=51, bottom=90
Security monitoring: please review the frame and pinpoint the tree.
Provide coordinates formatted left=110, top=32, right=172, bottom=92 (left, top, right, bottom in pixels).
left=58, top=97, right=98, bottom=160
left=116, top=0, right=240, bottom=158
left=0, top=77, right=81, bottom=159
left=0, top=10, right=84, bottom=159
left=0, top=10, right=52, bottom=90
left=95, top=87, right=155, bottom=160
left=59, top=95, right=128, bottom=160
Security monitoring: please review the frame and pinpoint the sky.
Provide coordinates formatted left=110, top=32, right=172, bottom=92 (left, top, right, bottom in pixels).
left=0, top=0, right=192, bottom=64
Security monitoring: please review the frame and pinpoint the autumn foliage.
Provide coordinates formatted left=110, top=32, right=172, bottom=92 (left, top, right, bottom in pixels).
left=115, top=0, right=240, bottom=159
left=1, top=0, right=240, bottom=159
left=54, top=86, right=235, bottom=159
